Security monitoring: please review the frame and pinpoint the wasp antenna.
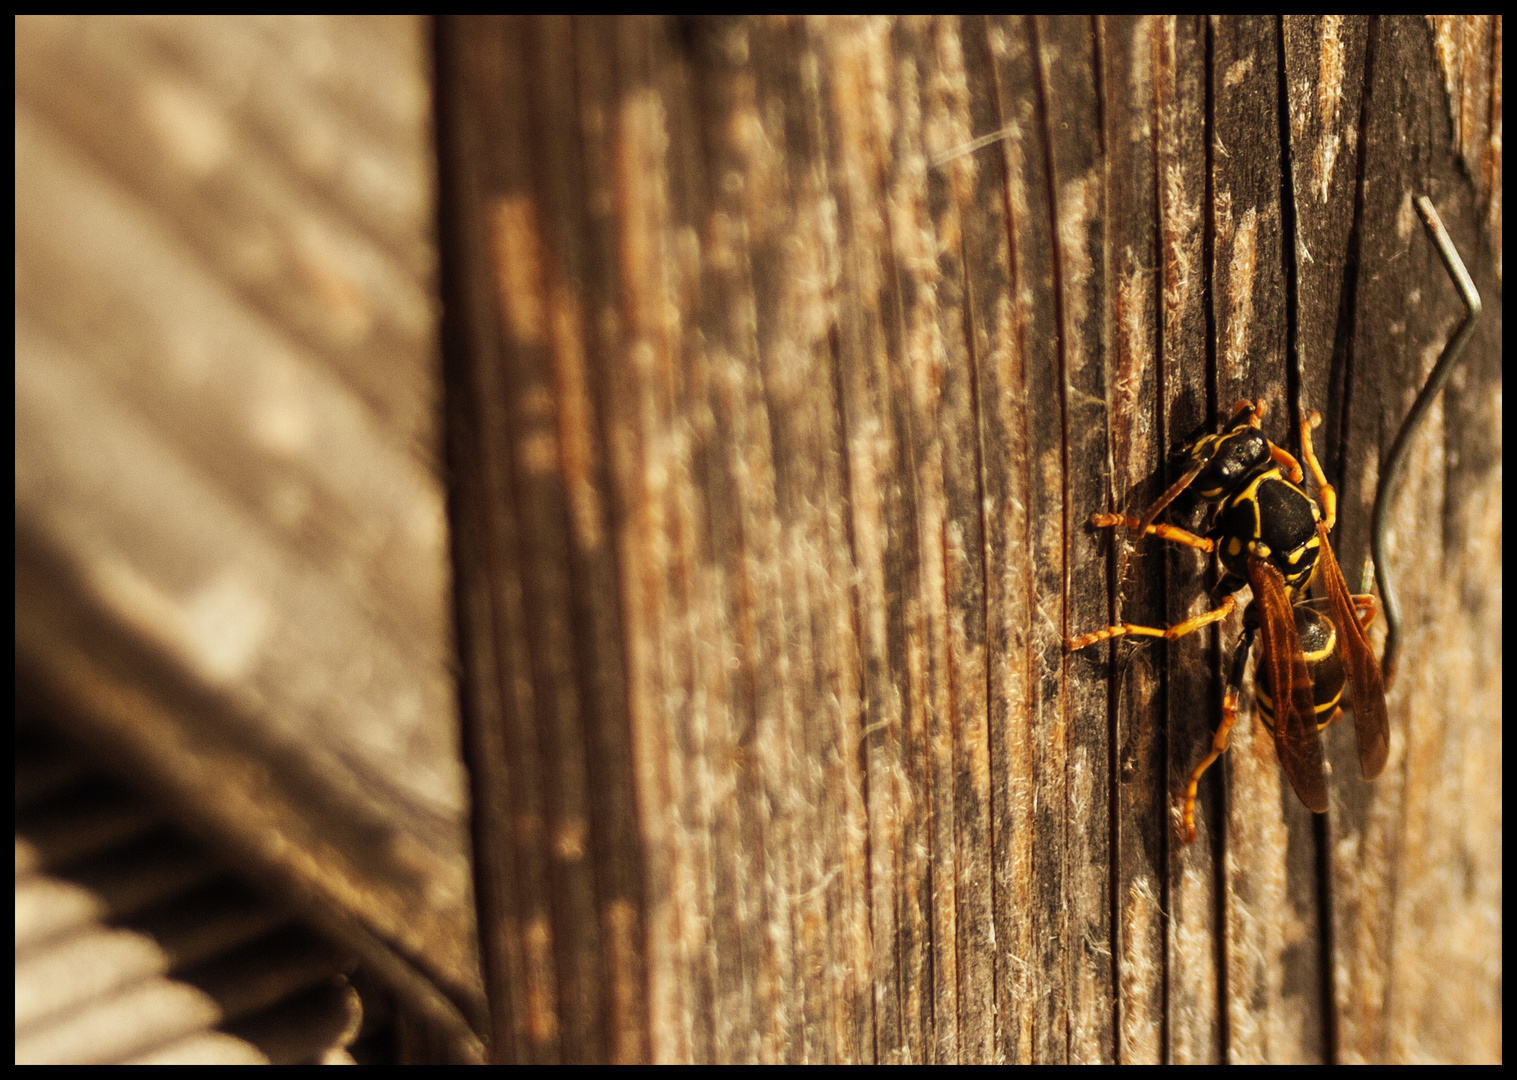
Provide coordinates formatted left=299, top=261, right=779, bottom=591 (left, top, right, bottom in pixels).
left=1370, top=197, right=1483, bottom=685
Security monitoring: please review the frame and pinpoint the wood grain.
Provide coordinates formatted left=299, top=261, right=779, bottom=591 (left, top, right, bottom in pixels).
left=16, top=14, right=1496, bottom=1065
left=440, top=15, right=1499, bottom=1061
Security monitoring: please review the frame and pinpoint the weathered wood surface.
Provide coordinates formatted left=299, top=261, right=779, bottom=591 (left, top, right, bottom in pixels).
left=439, top=15, right=1500, bottom=1063
left=14, top=14, right=1499, bottom=1066
left=14, top=15, right=486, bottom=1058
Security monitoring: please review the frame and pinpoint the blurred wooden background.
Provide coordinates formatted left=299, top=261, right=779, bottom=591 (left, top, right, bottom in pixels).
left=15, top=15, right=1501, bottom=1064
left=15, top=15, right=485, bottom=1058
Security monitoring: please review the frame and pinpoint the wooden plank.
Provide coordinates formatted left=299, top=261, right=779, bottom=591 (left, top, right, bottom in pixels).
left=1327, top=16, right=1504, bottom=1066
left=15, top=14, right=483, bottom=1058
left=1035, top=15, right=1117, bottom=1065
left=1281, top=15, right=1373, bottom=1068
left=433, top=14, right=1500, bottom=1063
left=1099, top=14, right=1167, bottom=1066
left=960, top=17, right=1038, bottom=1062
left=980, top=16, right=1071, bottom=1061
left=18, top=12, right=1498, bottom=1067
left=1206, top=16, right=1327, bottom=1064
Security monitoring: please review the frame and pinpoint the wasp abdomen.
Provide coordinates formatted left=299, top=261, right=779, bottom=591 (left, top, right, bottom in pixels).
left=1255, top=605, right=1344, bottom=731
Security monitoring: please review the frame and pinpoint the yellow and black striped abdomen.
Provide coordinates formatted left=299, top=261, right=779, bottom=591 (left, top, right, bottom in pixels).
left=1255, top=602, right=1345, bottom=733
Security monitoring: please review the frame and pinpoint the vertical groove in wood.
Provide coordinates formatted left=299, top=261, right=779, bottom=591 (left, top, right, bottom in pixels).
left=1153, top=15, right=1223, bottom=1065
left=1206, top=15, right=1327, bottom=1064
left=1279, top=16, right=1372, bottom=1066
left=1034, top=13, right=1116, bottom=1064
left=971, top=16, right=1039, bottom=1063
left=1100, top=13, right=1167, bottom=1065
left=818, top=17, right=910, bottom=1062
left=1152, top=14, right=1225, bottom=1061
left=1003, top=14, right=1071, bottom=1060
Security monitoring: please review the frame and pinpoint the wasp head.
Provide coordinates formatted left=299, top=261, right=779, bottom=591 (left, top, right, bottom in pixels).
left=1174, top=417, right=1270, bottom=502
left=1140, top=413, right=1272, bottom=533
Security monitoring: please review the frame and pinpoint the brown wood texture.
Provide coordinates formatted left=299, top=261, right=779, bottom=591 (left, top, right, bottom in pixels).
left=14, top=16, right=486, bottom=1059
left=22, top=14, right=1494, bottom=1067
left=439, top=16, right=1501, bottom=1063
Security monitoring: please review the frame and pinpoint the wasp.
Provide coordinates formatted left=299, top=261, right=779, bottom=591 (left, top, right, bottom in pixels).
left=1065, top=196, right=1480, bottom=843
left=1065, top=399, right=1388, bottom=841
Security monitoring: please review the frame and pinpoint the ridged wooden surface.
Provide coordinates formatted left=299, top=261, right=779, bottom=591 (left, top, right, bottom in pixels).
left=15, top=722, right=362, bottom=1064
left=15, top=15, right=484, bottom=1054
left=439, top=15, right=1500, bottom=1062
left=14, top=15, right=1499, bottom=1064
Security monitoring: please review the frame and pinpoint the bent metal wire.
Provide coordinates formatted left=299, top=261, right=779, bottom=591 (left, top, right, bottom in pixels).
left=1371, top=196, right=1484, bottom=685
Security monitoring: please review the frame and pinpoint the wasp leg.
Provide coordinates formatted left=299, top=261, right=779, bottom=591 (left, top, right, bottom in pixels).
left=1180, top=625, right=1254, bottom=843
left=1299, top=409, right=1336, bottom=530
left=1349, top=593, right=1377, bottom=630
left=1089, top=512, right=1215, bottom=553
left=1065, top=593, right=1237, bottom=651
left=1268, top=441, right=1305, bottom=484
left=1231, top=398, right=1264, bottom=426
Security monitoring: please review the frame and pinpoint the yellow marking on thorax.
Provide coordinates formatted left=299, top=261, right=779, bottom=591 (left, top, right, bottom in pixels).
left=1228, top=467, right=1281, bottom=537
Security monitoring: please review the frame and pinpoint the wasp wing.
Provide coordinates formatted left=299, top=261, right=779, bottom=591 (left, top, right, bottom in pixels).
left=1316, top=521, right=1390, bottom=779
left=1249, top=555, right=1328, bottom=813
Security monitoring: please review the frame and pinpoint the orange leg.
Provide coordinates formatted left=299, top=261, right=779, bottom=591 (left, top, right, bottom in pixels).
left=1088, top=512, right=1215, bottom=553
left=1181, top=682, right=1242, bottom=843
left=1232, top=398, right=1265, bottom=426
left=1299, top=410, right=1337, bottom=530
left=1349, top=592, right=1377, bottom=630
left=1269, top=441, right=1305, bottom=484
left=1065, top=593, right=1237, bottom=651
